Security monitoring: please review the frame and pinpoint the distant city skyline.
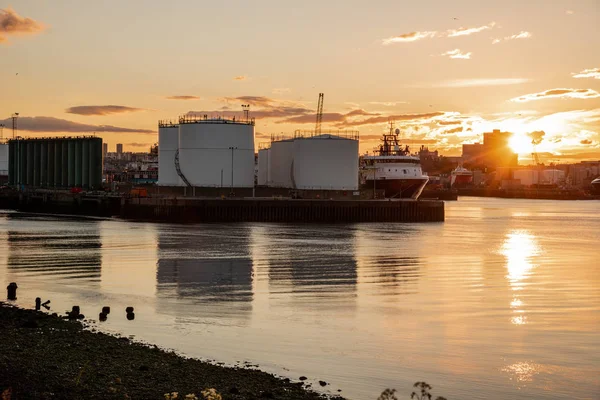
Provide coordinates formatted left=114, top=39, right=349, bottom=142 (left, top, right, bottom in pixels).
left=1, top=0, right=599, bottom=163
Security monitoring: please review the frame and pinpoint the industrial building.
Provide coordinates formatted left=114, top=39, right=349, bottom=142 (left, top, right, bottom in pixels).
left=158, top=116, right=255, bottom=188
left=0, top=143, right=8, bottom=183
left=8, top=137, right=103, bottom=189
left=259, top=131, right=360, bottom=190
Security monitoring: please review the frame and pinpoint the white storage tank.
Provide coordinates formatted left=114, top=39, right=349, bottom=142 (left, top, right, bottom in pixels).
left=269, top=139, right=294, bottom=188
left=292, top=134, right=359, bottom=190
left=513, top=169, right=539, bottom=186
left=542, top=169, right=565, bottom=185
left=257, top=148, right=269, bottom=186
left=158, top=123, right=180, bottom=186
left=178, top=117, right=255, bottom=188
left=0, top=144, right=8, bottom=178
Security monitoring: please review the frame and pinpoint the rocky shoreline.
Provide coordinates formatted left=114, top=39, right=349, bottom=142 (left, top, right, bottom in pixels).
left=0, top=302, right=345, bottom=400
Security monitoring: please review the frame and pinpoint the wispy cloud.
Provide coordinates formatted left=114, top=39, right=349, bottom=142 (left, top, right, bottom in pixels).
left=447, top=22, right=495, bottom=37
left=566, top=10, right=575, bottom=15
left=66, top=105, right=146, bottom=116
left=382, top=31, right=437, bottom=44
left=165, top=95, right=200, bottom=100
left=0, top=116, right=154, bottom=133
left=0, top=7, right=46, bottom=43
left=272, top=88, right=291, bottom=94
left=572, top=68, right=600, bottom=80
left=492, top=31, right=532, bottom=44
left=441, top=49, right=471, bottom=59
left=233, top=75, right=247, bottom=81
left=437, top=78, right=530, bottom=87
left=511, top=88, right=600, bottom=102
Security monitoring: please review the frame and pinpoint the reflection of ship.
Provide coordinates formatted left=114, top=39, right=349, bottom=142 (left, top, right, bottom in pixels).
left=450, top=166, right=473, bottom=187
left=591, top=177, right=600, bottom=195
left=360, top=122, right=428, bottom=199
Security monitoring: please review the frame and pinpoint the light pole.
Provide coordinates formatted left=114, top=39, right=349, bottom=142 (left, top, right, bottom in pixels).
left=11, top=113, right=19, bottom=139
left=229, top=146, right=237, bottom=195
left=0, top=124, right=4, bottom=141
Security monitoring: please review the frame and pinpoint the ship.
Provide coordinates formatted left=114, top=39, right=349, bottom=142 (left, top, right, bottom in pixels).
left=360, top=122, right=429, bottom=199
left=450, top=165, right=473, bottom=187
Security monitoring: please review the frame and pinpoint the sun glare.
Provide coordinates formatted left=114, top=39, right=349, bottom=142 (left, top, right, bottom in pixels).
left=509, top=133, right=534, bottom=155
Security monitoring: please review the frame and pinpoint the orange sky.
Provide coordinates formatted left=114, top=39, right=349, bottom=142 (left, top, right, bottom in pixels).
left=1, top=1, right=599, bottom=164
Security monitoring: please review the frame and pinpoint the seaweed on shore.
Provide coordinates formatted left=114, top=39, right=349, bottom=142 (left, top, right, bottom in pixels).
left=0, top=302, right=344, bottom=400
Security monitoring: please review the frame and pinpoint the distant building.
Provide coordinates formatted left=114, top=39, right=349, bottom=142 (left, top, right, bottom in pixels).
left=483, top=129, right=518, bottom=169
left=102, top=143, right=108, bottom=158
left=116, top=143, right=123, bottom=154
left=462, top=143, right=485, bottom=167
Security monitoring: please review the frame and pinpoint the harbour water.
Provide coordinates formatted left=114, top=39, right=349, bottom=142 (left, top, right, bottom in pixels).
left=1, top=198, right=598, bottom=400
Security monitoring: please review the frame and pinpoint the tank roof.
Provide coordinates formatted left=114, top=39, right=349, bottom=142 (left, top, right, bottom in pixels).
left=178, top=115, right=255, bottom=126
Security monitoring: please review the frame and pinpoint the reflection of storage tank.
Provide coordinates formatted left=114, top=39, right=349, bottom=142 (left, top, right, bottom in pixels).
left=257, top=148, right=269, bottom=186
left=269, top=139, right=294, bottom=188
left=178, top=118, right=255, bottom=187
left=158, top=122, right=180, bottom=186
left=293, top=135, right=358, bottom=190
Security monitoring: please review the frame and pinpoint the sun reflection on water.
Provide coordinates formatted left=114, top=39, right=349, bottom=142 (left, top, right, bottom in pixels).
left=499, top=231, right=542, bottom=325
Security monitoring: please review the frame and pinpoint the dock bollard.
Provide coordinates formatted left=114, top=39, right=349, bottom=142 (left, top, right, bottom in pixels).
left=7, top=282, right=17, bottom=301
left=126, top=307, right=135, bottom=320
left=102, top=306, right=111, bottom=314
left=35, top=297, right=41, bottom=311
left=99, top=312, right=107, bottom=322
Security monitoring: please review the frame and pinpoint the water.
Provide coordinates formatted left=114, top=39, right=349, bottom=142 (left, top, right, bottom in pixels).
left=1, top=198, right=598, bottom=400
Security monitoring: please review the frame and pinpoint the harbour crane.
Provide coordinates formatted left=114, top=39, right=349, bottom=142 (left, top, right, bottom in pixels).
left=315, top=93, right=324, bottom=135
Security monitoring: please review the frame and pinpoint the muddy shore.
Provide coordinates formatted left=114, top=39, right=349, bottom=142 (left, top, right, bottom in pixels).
left=0, top=303, right=345, bottom=400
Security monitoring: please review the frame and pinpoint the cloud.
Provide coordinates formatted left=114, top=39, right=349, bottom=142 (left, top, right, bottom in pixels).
left=566, top=10, right=574, bottom=15
left=0, top=7, right=46, bottom=43
left=220, top=96, right=276, bottom=107
left=272, top=88, right=291, bottom=94
left=126, top=142, right=150, bottom=148
left=527, top=130, right=545, bottom=145
left=436, top=78, right=530, bottom=87
left=440, top=127, right=464, bottom=134
left=492, top=31, right=532, bottom=44
left=65, top=105, right=145, bottom=116
left=438, top=120, right=463, bottom=126
left=447, top=22, right=495, bottom=37
left=368, top=101, right=409, bottom=106
left=572, top=68, right=600, bottom=80
left=233, top=75, right=247, bottom=81
left=339, top=112, right=446, bottom=127
left=441, top=49, right=471, bottom=59
left=511, top=88, right=600, bottom=102
left=382, top=31, right=437, bottom=44
left=165, top=95, right=200, bottom=100
left=0, top=116, right=154, bottom=134
left=580, top=139, right=593, bottom=145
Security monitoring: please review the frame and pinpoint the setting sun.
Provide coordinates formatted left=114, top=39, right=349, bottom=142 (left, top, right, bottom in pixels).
left=509, top=133, right=534, bottom=155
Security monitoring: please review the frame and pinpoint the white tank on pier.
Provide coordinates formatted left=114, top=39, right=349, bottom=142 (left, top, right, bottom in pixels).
left=292, top=134, right=359, bottom=190
left=158, top=123, right=180, bottom=186
left=257, top=148, right=270, bottom=186
left=178, top=117, right=255, bottom=187
left=269, top=139, right=294, bottom=188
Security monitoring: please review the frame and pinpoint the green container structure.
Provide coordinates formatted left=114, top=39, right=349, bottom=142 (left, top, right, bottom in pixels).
left=8, top=137, right=103, bottom=189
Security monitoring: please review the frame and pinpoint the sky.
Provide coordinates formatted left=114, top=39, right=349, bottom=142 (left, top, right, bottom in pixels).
left=1, top=0, right=599, bottom=163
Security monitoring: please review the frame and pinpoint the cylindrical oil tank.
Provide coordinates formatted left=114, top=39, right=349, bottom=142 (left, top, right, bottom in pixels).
left=19, top=141, right=26, bottom=185
left=158, top=125, right=180, bottom=186
left=67, top=140, right=75, bottom=186
left=513, top=169, right=539, bottom=186
left=90, top=138, right=102, bottom=188
left=178, top=120, right=255, bottom=188
left=292, top=135, right=359, bottom=190
left=268, top=139, right=294, bottom=188
left=8, top=142, right=15, bottom=185
left=61, top=140, right=68, bottom=187
left=26, top=141, right=34, bottom=186
left=54, top=139, right=62, bottom=187
left=0, top=144, right=8, bottom=181
left=40, top=141, right=48, bottom=186
left=74, top=140, right=82, bottom=187
left=33, top=141, right=41, bottom=187
left=47, top=141, right=55, bottom=187
left=82, top=139, right=89, bottom=188
left=542, top=169, right=565, bottom=185
left=257, top=148, right=269, bottom=186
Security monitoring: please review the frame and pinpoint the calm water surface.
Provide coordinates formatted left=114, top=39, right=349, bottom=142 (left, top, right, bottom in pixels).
left=1, top=198, right=598, bottom=400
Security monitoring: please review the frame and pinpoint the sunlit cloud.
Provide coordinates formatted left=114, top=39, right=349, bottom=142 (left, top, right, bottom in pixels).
left=441, top=49, right=471, bottom=59
left=233, top=75, right=247, bottom=81
left=165, top=95, right=200, bottom=100
left=566, top=10, right=575, bottom=15
left=446, top=22, right=495, bottom=37
left=382, top=31, right=437, bottom=44
left=492, top=31, right=532, bottom=44
left=572, top=68, right=600, bottom=80
left=0, top=116, right=154, bottom=134
left=272, top=88, right=291, bottom=94
left=66, top=105, right=146, bottom=116
left=511, top=88, right=600, bottom=102
left=438, top=78, right=530, bottom=87
left=0, top=7, right=46, bottom=43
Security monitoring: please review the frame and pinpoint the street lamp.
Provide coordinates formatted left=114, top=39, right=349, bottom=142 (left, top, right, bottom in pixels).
left=229, top=146, right=238, bottom=195
left=11, top=113, right=19, bottom=139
